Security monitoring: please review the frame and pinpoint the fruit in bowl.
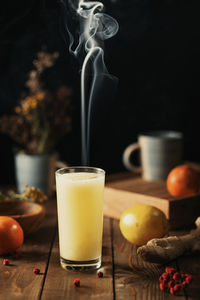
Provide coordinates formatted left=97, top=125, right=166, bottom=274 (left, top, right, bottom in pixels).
left=0, top=185, right=47, bottom=236
left=0, top=201, right=46, bottom=236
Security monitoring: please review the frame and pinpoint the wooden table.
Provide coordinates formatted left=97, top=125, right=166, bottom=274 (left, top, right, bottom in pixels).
left=0, top=186, right=200, bottom=299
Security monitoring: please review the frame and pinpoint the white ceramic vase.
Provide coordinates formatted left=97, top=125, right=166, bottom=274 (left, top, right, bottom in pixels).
left=14, top=153, right=51, bottom=193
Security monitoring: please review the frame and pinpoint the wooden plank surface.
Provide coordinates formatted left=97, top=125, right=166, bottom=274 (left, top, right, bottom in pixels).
left=176, top=252, right=200, bottom=299
left=1, top=178, right=200, bottom=299
left=104, top=186, right=169, bottom=218
left=107, top=176, right=172, bottom=199
left=41, top=217, right=114, bottom=300
left=0, top=199, right=57, bottom=300
left=104, top=174, right=200, bottom=229
left=112, top=219, right=187, bottom=300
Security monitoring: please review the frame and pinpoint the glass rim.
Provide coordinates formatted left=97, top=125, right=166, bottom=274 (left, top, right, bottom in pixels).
left=55, top=166, right=105, bottom=176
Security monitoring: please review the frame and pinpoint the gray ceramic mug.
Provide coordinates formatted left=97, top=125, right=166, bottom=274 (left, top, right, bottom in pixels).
left=122, top=131, right=183, bottom=180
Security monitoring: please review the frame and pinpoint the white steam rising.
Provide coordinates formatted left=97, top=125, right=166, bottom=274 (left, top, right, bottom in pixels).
left=61, top=0, right=119, bottom=164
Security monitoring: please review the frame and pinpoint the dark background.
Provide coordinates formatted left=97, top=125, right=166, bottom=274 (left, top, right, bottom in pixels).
left=0, top=0, right=200, bottom=185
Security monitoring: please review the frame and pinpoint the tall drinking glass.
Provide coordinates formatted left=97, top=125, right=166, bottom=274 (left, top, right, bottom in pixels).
left=55, top=166, right=105, bottom=270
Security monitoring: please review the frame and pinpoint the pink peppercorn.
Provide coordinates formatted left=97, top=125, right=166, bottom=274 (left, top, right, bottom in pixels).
left=185, top=275, right=192, bottom=284
left=33, top=268, right=40, bottom=274
left=165, top=267, right=176, bottom=274
left=170, top=287, right=176, bottom=295
left=168, top=280, right=175, bottom=288
left=159, top=275, right=163, bottom=282
left=174, top=283, right=182, bottom=292
left=3, top=259, right=9, bottom=265
left=180, top=272, right=186, bottom=279
left=173, top=272, right=181, bottom=281
left=182, top=281, right=188, bottom=288
left=73, top=279, right=80, bottom=287
left=162, top=272, right=170, bottom=281
left=160, top=282, right=168, bottom=291
left=97, top=271, right=103, bottom=278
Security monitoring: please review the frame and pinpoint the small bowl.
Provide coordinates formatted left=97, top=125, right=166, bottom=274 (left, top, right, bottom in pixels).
left=0, top=200, right=46, bottom=236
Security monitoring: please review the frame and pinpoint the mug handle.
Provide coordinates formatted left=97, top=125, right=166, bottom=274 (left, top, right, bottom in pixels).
left=122, top=143, right=142, bottom=174
left=55, top=160, right=68, bottom=169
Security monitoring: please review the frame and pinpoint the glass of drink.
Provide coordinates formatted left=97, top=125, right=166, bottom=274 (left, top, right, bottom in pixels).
left=55, top=166, right=105, bottom=271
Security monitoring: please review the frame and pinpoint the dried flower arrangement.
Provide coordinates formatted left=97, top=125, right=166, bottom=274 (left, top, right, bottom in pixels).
left=0, top=185, right=48, bottom=203
left=0, top=48, right=72, bottom=154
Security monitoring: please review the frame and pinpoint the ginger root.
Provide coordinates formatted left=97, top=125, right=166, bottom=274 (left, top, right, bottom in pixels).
left=137, top=217, right=200, bottom=264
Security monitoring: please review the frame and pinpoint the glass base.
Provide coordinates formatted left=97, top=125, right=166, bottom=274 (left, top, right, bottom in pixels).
left=60, top=256, right=101, bottom=271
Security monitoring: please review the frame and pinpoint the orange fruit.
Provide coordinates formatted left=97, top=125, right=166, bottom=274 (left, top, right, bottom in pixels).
left=166, top=164, right=200, bottom=197
left=0, top=216, right=24, bottom=255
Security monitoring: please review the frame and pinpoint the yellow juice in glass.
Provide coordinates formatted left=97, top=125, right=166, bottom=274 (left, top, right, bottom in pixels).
left=55, top=167, right=105, bottom=270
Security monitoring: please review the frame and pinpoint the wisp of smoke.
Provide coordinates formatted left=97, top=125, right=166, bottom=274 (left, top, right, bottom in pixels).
left=59, top=0, right=119, bottom=165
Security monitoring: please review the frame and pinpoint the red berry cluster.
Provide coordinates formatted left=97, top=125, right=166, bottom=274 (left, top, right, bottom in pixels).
left=159, top=267, right=193, bottom=295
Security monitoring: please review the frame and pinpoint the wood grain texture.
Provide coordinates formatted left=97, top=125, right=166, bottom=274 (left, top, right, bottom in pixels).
left=176, top=252, right=200, bottom=300
left=1, top=175, right=200, bottom=300
left=104, top=186, right=169, bottom=218
left=104, top=174, right=200, bottom=229
left=41, top=217, right=114, bottom=300
left=112, top=219, right=187, bottom=300
left=0, top=199, right=57, bottom=300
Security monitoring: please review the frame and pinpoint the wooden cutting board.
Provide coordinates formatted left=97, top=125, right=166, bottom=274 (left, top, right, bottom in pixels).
left=104, top=172, right=200, bottom=229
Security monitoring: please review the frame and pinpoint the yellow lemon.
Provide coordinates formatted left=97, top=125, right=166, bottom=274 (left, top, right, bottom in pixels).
left=119, top=204, right=169, bottom=245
